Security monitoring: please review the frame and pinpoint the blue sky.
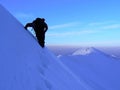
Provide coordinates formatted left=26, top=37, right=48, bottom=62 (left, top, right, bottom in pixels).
left=0, top=0, right=120, bottom=46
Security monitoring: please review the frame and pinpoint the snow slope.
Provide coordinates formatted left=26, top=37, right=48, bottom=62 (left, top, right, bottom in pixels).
left=97, top=47, right=120, bottom=60
left=0, top=4, right=90, bottom=90
left=59, top=47, right=120, bottom=90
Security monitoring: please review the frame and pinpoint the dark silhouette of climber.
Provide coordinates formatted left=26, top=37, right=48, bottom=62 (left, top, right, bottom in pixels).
left=25, top=18, right=48, bottom=48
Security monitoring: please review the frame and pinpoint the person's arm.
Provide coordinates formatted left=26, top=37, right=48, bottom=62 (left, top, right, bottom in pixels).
left=24, top=23, right=33, bottom=30
left=44, top=23, right=48, bottom=32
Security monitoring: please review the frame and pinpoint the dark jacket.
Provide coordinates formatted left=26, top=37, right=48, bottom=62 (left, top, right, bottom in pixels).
left=25, top=18, right=48, bottom=34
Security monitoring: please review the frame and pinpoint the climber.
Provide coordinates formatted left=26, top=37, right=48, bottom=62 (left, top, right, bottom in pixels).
left=25, top=18, right=48, bottom=48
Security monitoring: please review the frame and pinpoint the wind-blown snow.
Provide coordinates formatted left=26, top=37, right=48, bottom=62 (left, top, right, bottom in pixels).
left=0, top=4, right=89, bottom=90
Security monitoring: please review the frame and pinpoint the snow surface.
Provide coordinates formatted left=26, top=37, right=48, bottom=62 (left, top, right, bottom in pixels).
left=0, top=4, right=91, bottom=90
left=72, top=47, right=94, bottom=56
left=58, top=47, right=120, bottom=90
left=97, top=47, right=120, bottom=60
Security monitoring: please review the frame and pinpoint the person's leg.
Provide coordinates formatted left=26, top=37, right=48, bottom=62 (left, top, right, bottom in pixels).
left=36, top=34, right=45, bottom=48
left=40, top=34, right=45, bottom=48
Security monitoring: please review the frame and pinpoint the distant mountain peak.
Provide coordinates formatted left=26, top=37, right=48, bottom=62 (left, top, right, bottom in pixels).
left=72, top=47, right=94, bottom=56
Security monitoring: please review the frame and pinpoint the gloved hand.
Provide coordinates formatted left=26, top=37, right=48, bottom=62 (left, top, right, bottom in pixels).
left=24, top=26, right=27, bottom=30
